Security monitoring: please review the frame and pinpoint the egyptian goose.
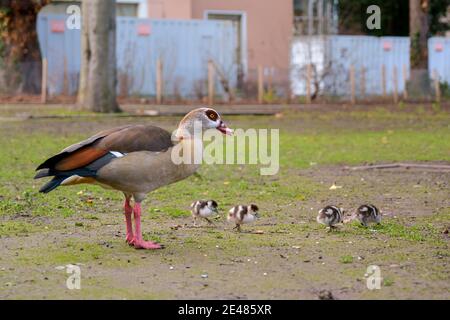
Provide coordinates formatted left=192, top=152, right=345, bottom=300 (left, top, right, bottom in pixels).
left=355, top=204, right=381, bottom=226
left=316, top=205, right=344, bottom=232
left=34, top=108, right=232, bottom=249
left=227, top=204, right=259, bottom=232
left=190, top=200, right=218, bottom=226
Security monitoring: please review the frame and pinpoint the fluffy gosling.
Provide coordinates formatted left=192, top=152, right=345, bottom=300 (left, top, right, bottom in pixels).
left=190, top=200, right=218, bottom=226
left=227, top=204, right=259, bottom=232
left=317, top=205, right=344, bottom=232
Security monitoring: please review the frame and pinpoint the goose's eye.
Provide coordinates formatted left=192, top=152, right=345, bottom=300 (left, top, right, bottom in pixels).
left=206, top=110, right=218, bottom=120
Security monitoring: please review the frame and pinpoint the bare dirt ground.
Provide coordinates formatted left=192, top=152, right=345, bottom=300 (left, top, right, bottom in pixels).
left=0, top=105, right=448, bottom=299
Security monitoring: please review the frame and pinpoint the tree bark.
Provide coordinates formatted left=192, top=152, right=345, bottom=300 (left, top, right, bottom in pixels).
left=77, top=0, right=120, bottom=112
left=77, top=0, right=89, bottom=107
left=407, top=0, right=431, bottom=98
left=409, top=0, right=429, bottom=69
left=0, top=0, right=48, bottom=94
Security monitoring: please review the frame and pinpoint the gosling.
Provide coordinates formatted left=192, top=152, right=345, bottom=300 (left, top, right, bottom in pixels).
left=317, top=205, right=344, bottom=232
left=227, top=204, right=259, bottom=232
left=355, top=204, right=381, bottom=227
left=191, top=200, right=218, bottom=226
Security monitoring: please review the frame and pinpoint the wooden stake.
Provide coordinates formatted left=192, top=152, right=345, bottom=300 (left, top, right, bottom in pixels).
left=434, top=69, right=441, bottom=103
left=208, top=59, right=215, bottom=106
left=350, top=65, right=356, bottom=104
left=63, top=57, right=69, bottom=95
left=258, top=65, right=264, bottom=104
left=381, top=64, right=386, bottom=98
left=268, top=67, right=273, bottom=93
left=156, top=58, right=163, bottom=104
left=360, top=66, right=366, bottom=99
left=41, top=58, right=47, bottom=103
left=393, top=66, right=398, bottom=104
left=306, top=63, right=312, bottom=104
left=402, top=64, right=408, bottom=100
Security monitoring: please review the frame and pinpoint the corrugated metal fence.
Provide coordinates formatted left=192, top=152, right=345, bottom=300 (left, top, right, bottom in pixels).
left=429, top=37, right=450, bottom=85
left=291, top=36, right=450, bottom=97
left=291, top=36, right=410, bottom=97
left=37, top=14, right=238, bottom=97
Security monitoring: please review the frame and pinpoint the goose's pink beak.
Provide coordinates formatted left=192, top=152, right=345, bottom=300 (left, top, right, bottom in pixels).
left=217, top=121, right=233, bottom=135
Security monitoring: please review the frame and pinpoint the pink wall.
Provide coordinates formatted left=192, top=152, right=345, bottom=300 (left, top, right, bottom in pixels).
left=148, top=0, right=192, bottom=19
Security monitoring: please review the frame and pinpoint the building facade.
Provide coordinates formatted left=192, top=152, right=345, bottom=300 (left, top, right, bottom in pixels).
left=147, top=0, right=294, bottom=76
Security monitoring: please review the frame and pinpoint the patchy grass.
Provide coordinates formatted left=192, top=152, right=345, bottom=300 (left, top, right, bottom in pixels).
left=383, top=278, right=395, bottom=287
left=0, top=220, right=43, bottom=237
left=0, top=105, right=449, bottom=299
left=149, top=207, right=190, bottom=219
left=346, top=221, right=432, bottom=243
left=340, top=255, right=354, bottom=264
left=282, top=129, right=450, bottom=168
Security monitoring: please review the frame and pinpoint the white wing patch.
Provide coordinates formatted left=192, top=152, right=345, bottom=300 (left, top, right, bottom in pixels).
left=110, top=151, right=126, bottom=157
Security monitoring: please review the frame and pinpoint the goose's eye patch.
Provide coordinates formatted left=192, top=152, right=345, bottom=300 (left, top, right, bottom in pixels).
left=206, top=110, right=218, bottom=121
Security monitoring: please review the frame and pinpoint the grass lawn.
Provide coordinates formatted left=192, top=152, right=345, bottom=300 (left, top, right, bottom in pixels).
left=0, top=104, right=449, bottom=299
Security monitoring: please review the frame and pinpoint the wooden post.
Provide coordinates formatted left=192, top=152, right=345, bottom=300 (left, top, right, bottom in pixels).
left=156, top=58, right=163, bottom=104
left=207, top=59, right=215, bottom=106
left=381, top=64, right=386, bottom=99
left=360, top=66, right=366, bottom=99
left=63, top=57, right=68, bottom=95
left=306, top=63, right=312, bottom=104
left=350, top=64, right=356, bottom=104
left=402, top=64, right=408, bottom=100
left=268, top=67, right=273, bottom=93
left=393, top=66, right=398, bottom=104
left=41, top=58, right=47, bottom=103
left=433, top=69, right=441, bottom=103
left=258, top=65, right=264, bottom=104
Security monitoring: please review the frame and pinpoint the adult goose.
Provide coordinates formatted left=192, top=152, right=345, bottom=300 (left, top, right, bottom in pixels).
left=34, top=108, right=232, bottom=249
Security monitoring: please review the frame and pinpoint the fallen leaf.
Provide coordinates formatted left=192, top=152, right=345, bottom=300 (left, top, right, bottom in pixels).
left=329, top=182, right=343, bottom=190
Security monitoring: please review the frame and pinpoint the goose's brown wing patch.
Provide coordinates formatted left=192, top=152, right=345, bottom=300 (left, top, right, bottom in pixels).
left=96, top=125, right=173, bottom=153
left=60, top=125, right=134, bottom=154
left=54, top=147, right=108, bottom=171
left=36, top=125, right=173, bottom=171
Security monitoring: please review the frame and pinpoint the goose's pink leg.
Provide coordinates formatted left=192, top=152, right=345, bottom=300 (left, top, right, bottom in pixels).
left=132, top=202, right=163, bottom=250
left=124, top=198, right=134, bottom=245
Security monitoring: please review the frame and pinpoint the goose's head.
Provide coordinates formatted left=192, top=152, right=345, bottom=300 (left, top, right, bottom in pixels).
left=177, top=108, right=233, bottom=138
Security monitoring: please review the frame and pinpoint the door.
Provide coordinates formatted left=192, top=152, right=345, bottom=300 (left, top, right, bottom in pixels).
left=207, top=13, right=244, bottom=89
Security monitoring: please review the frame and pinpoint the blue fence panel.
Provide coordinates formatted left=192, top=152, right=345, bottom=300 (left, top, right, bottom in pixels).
left=37, top=15, right=81, bottom=95
left=326, top=36, right=410, bottom=96
left=37, top=14, right=238, bottom=97
left=291, top=36, right=411, bottom=97
left=429, top=37, right=450, bottom=85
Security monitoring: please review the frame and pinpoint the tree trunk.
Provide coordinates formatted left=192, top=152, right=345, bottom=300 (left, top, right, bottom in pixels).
left=77, top=0, right=120, bottom=112
left=77, top=0, right=89, bottom=107
left=407, top=0, right=431, bottom=99
left=410, top=0, right=429, bottom=69
left=0, top=0, right=48, bottom=94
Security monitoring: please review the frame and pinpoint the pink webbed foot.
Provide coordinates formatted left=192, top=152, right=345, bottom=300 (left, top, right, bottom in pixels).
left=133, top=239, right=163, bottom=250
left=126, top=234, right=135, bottom=245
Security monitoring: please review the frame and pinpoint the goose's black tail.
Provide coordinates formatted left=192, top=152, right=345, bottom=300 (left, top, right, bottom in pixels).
left=34, top=152, right=119, bottom=193
left=39, top=176, right=67, bottom=193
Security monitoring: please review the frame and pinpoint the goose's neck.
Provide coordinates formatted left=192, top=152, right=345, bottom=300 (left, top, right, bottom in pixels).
left=175, top=120, right=203, bottom=141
